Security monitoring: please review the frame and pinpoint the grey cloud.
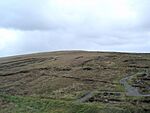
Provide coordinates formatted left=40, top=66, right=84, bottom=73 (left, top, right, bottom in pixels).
left=0, top=0, right=150, bottom=57
left=1, top=0, right=149, bottom=31
left=0, top=0, right=63, bottom=30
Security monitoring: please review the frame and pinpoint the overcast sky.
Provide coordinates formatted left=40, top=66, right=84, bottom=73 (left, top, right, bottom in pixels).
left=0, top=0, right=150, bottom=57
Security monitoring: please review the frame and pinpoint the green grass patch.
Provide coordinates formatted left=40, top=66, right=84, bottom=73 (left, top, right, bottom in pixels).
left=0, top=94, right=149, bottom=113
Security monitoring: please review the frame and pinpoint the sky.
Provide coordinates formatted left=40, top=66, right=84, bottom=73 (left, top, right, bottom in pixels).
left=0, top=0, right=150, bottom=57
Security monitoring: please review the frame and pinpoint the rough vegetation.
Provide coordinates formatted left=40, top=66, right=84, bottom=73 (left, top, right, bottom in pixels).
left=0, top=51, right=150, bottom=113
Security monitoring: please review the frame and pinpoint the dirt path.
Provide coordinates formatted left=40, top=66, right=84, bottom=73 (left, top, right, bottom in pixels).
left=76, top=73, right=150, bottom=103
left=76, top=92, right=94, bottom=103
left=120, top=74, right=150, bottom=97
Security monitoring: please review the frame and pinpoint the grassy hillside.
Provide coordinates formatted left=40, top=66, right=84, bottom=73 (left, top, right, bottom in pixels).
left=0, top=51, right=150, bottom=113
